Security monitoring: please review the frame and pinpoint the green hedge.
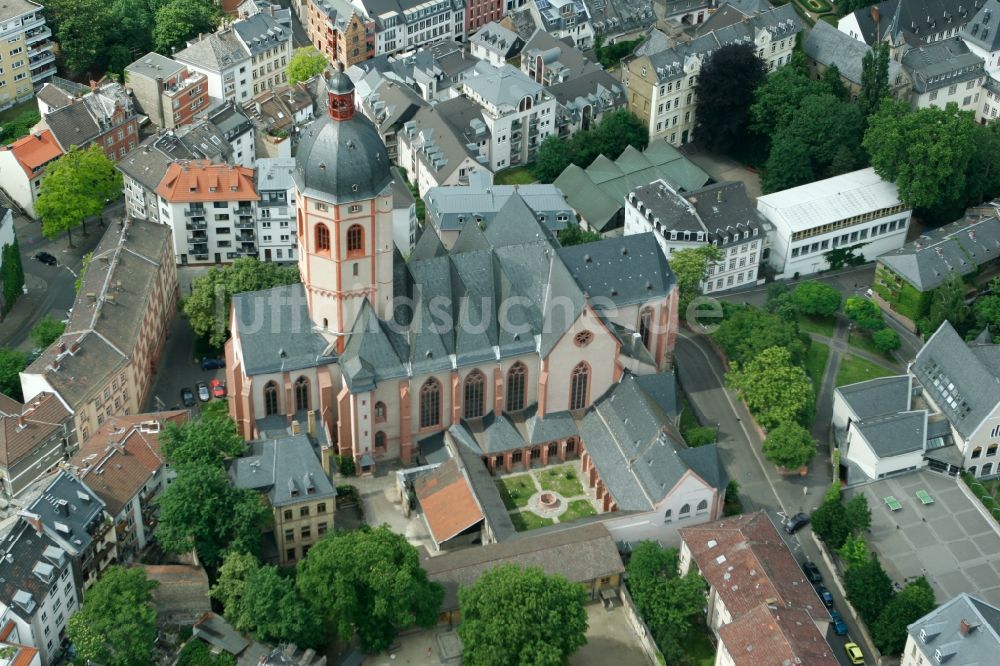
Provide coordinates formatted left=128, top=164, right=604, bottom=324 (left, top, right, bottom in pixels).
left=1, top=238, right=24, bottom=314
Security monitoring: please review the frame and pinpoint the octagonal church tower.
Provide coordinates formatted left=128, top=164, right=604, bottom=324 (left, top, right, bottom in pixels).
left=293, top=68, right=394, bottom=353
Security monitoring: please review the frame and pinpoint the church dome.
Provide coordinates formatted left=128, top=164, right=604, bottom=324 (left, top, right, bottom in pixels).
left=293, top=72, right=392, bottom=204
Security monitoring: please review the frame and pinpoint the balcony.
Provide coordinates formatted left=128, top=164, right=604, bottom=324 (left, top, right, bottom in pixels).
left=30, top=65, right=56, bottom=83
left=185, top=221, right=207, bottom=231
left=235, top=219, right=254, bottom=229
left=25, top=26, right=51, bottom=44
left=189, top=242, right=209, bottom=253
left=28, top=50, right=54, bottom=67
left=235, top=206, right=253, bottom=216
left=237, top=244, right=257, bottom=255
left=184, top=208, right=206, bottom=217
left=237, top=231, right=255, bottom=242
left=192, top=253, right=209, bottom=262
left=187, top=232, right=207, bottom=242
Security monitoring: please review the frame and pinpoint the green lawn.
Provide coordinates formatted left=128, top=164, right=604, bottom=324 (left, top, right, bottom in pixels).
left=561, top=499, right=597, bottom=522
left=496, top=475, right=536, bottom=510
left=510, top=511, right=554, bottom=532
left=848, top=330, right=897, bottom=361
left=537, top=465, right=585, bottom=497
left=797, top=314, right=836, bottom=338
left=836, top=354, right=895, bottom=387
left=678, top=619, right=716, bottom=666
left=493, top=166, right=537, bottom=185
left=679, top=388, right=700, bottom=433
left=803, top=342, right=830, bottom=397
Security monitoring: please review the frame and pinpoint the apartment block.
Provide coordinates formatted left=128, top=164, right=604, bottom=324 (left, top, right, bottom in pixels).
left=125, top=52, right=210, bottom=129
left=0, top=130, right=62, bottom=218
left=255, top=157, right=297, bottom=262
left=0, top=392, right=73, bottom=500
left=0, top=0, right=54, bottom=111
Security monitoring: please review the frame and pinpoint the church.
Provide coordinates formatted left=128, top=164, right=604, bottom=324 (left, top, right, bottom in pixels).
left=224, top=69, right=682, bottom=475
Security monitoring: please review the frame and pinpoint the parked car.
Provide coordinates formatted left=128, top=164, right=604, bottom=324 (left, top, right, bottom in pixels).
left=180, top=387, right=195, bottom=407
left=802, top=560, right=822, bottom=584
left=844, top=642, right=865, bottom=665
left=210, top=378, right=227, bottom=399
left=830, top=610, right=848, bottom=636
left=201, top=357, right=225, bottom=370
left=197, top=382, right=210, bottom=402
left=34, top=252, right=57, bottom=266
left=782, top=512, right=809, bottom=534
left=816, top=586, right=834, bottom=608
left=26, top=347, right=43, bottom=364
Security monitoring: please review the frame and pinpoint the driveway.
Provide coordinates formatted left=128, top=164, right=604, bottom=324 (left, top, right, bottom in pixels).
left=682, top=146, right=762, bottom=200
left=144, top=313, right=225, bottom=414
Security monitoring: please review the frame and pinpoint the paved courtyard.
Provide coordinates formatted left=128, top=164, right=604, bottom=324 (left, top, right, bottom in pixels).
left=845, top=470, right=1000, bottom=606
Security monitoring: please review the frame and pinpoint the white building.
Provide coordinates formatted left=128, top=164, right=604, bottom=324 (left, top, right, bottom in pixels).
left=624, top=179, right=766, bottom=294
left=901, top=593, right=1000, bottom=666
left=757, top=167, right=911, bottom=279
left=901, top=38, right=985, bottom=113
left=254, top=157, right=297, bottom=262
left=0, top=130, right=62, bottom=219
left=527, top=0, right=595, bottom=49
left=174, top=29, right=254, bottom=106
left=369, top=0, right=467, bottom=57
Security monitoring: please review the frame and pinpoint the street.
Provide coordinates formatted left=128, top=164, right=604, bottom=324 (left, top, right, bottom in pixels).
left=675, top=331, right=871, bottom=666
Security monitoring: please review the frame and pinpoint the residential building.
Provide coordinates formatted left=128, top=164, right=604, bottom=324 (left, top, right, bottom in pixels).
left=459, top=62, right=559, bottom=170
left=526, top=0, right=595, bottom=48
left=232, top=12, right=294, bottom=97
left=389, top=166, right=417, bottom=252
left=961, top=0, right=1000, bottom=77
left=367, top=0, right=467, bottom=57
left=175, top=29, right=254, bottom=105
left=0, top=207, right=15, bottom=318
left=0, top=130, right=62, bottom=218
left=39, top=80, right=140, bottom=160
left=255, top=157, right=297, bottom=262
left=20, top=220, right=177, bottom=445
left=757, top=167, right=912, bottom=279
left=584, top=0, right=655, bottom=39
left=34, top=78, right=87, bottom=116
left=125, top=52, right=210, bottom=129
left=356, top=74, right=428, bottom=162
left=661, top=0, right=713, bottom=26
left=803, top=19, right=908, bottom=99
left=424, top=172, right=573, bottom=247
left=304, top=0, right=376, bottom=70
left=469, top=21, right=524, bottom=65
left=625, top=180, right=767, bottom=293
left=0, top=520, right=78, bottom=665
left=680, top=512, right=837, bottom=665
left=549, top=69, right=625, bottom=138
left=155, top=161, right=260, bottom=264
left=205, top=102, right=257, bottom=168
left=242, top=82, right=316, bottom=158
left=901, top=593, right=1000, bottom=666
left=349, top=40, right=479, bottom=103
left=396, top=103, right=491, bottom=196
left=0, top=392, right=73, bottom=500
left=229, top=433, right=337, bottom=565
left=69, top=411, right=188, bottom=562
left=23, top=472, right=114, bottom=590
left=224, top=69, right=683, bottom=479
left=520, top=28, right=593, bottom=85
left=622, top=3, right=801, bottom=146
left=423, top=523, right=625, bottom=623
left=0, top=0, right=54, bottom=112
left=839, top=0, right=983, bottom=57
left=0, top=622, right=39, bottom=666
left=466, top=0, right=504, bottom=34
left=553, top=139, right=710, bottom=235
left=902, top=38, right=985, bottom=113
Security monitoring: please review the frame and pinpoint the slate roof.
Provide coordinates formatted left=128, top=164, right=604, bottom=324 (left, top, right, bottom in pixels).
left=557, top=233, right=675, bottom=308
left=962, top=0, right=1000, bottom=52
left=680, top=512, right=831, bottom=621
left=906, top=593, right=1000, bottom=663
left=229, top=434, right=336, bottom=508
left=718, top=604, right=838, bottom=665
left=26, top=470, right=106, bottom=555
left=422, top=522, right=624, bottom=611
left=448, top=430, right=516, bottom=540
left=424, top=178, right=573, bottom=233
left=462, top=63, right=546, bottom=110
left=902, top=38, right=984, bottom=93
left=175, top=30, right=250, bottom=72
left=804, top=19, right=903, bottom=85
left=413, top=458, right=484, bottom=545
left=23, top=220, right=173, bottom=410
left=912, top=321, right=1000, bottom=440
left=43, top=81, right=136, bottom=152
left=521, top=28, right=595, bottom=80
left=579, top=372, right=726, bottom=511
left=470, top=22, right=523, bottom=58
left=546, top=68, right=624, bottom=111
left=846, top=0, right=983, bottom=46
left=835, top=375, right=912, bottom=421
left=553, top=140, right=710, bottom=232
left=233, top=13, right=290, bottom=56
left=878, top=212, right=1000, bottom=291
left=449, top=407, right=579, bottom=455
left=397, top=103, right=484, bottom=184
left=854, top=410, right=927, bottom=457
left=0, top=392, right=71, bottom=469
left=0, top=520, right=70, bottom=622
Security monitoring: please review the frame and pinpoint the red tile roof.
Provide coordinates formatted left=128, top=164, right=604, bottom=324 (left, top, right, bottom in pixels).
left=718, top=604, right=839, bottom=666
left=414, top=458, right=484, bottom=545
left=0, top=392, right=72, bottom=468
left=1, top=129, right=63, bottom=177
left=155, top=160, right=259, bottom=203
left=680, top=512, right=830, bottom=621
left=0, top=619, right=42, bottom=666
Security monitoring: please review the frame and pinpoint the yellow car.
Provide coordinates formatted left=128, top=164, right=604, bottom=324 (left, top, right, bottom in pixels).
left=844, top=642, right=865, bottom=665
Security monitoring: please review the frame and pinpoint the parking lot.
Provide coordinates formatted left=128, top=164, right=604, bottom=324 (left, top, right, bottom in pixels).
left=145, top=312, right=226, bottom=414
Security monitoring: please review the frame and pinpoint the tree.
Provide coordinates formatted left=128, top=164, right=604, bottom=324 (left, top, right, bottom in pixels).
left=534, top=135, right=573, bottom=182
left=36, top=145, right=121, bottom=248
left=844, top=554, right=895, bottom=624
left=212, top=552, right=322, bottom=648
left=176, top=640, right=236, bottom=666
left=156, top=463, right=268, bottom=566
left=713, top=307, right=809, bottom=365
left=864, top=101, right=979, bottom=212
left=837, top=534, right=870, bottom=570
left=871, top=578, right=936, bottom=655
left=922, top=273, right=970, bottom=336
left=557, top=222, right=601, bottom=246
left=572, top=109, right=648, bottom=167
left=29, top=315, right=66, bottom=349
left=669, top=245, right=724, bottom=317
left=694, top=43, right=767, bottom=157
left=811, top=495, right=852, bottom=549
left=762, top=423, right=816, bottom=470
left=296, top=525, right=443, bottom=651
left=964, top=121, right=1000, bottom=207
left=160, top=416, right=245, bottom=466
left=726, top=346, right=815, bottom=429
left=75, top=252, right=92, bottom=292
left=458, top=564, right=587, bottom=666
left=184, top=258, right=300, bottom=347
left=286, top=47, right=328, bottom=85
left=765, top=283, right=799, bottom=321
left=66, top=566, right=158, bottom=666
left=45, top=0, right=114, bottom=74
left=845, top=493, right=872, bottom=534
left=859, top=42, right=890, bottom=119
left=0, top=348, right=27, bottom=401
left=153, top=0, right=220, bottom=54
left=1, top=237, right=25, bottom=310
left=761, top=132, right=815, bottom=193
left=627, top=541, right=680, bottom=584
left=844, top=296, right=884, bottom=330
left=872, top=327, right=901, bottom=353
left=821, top=64, right=849, bottom=101
left=792, top=281, right=842, bottom=318
left=750, top=58, right=818, bottom=141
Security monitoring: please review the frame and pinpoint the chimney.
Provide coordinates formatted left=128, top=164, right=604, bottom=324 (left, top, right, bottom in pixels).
left=58, top=341, right=67, bottom=354
left=16, top=414, right=25, bottom=429
left=51, top=358, right=60, bottom=371
left=960, top=619, right=973, bottom=636
left=291, top=420, right=301, bottom=435
left=307, top=410, right=316, bottom=438
left=18, top=511, right=43, bottom=535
